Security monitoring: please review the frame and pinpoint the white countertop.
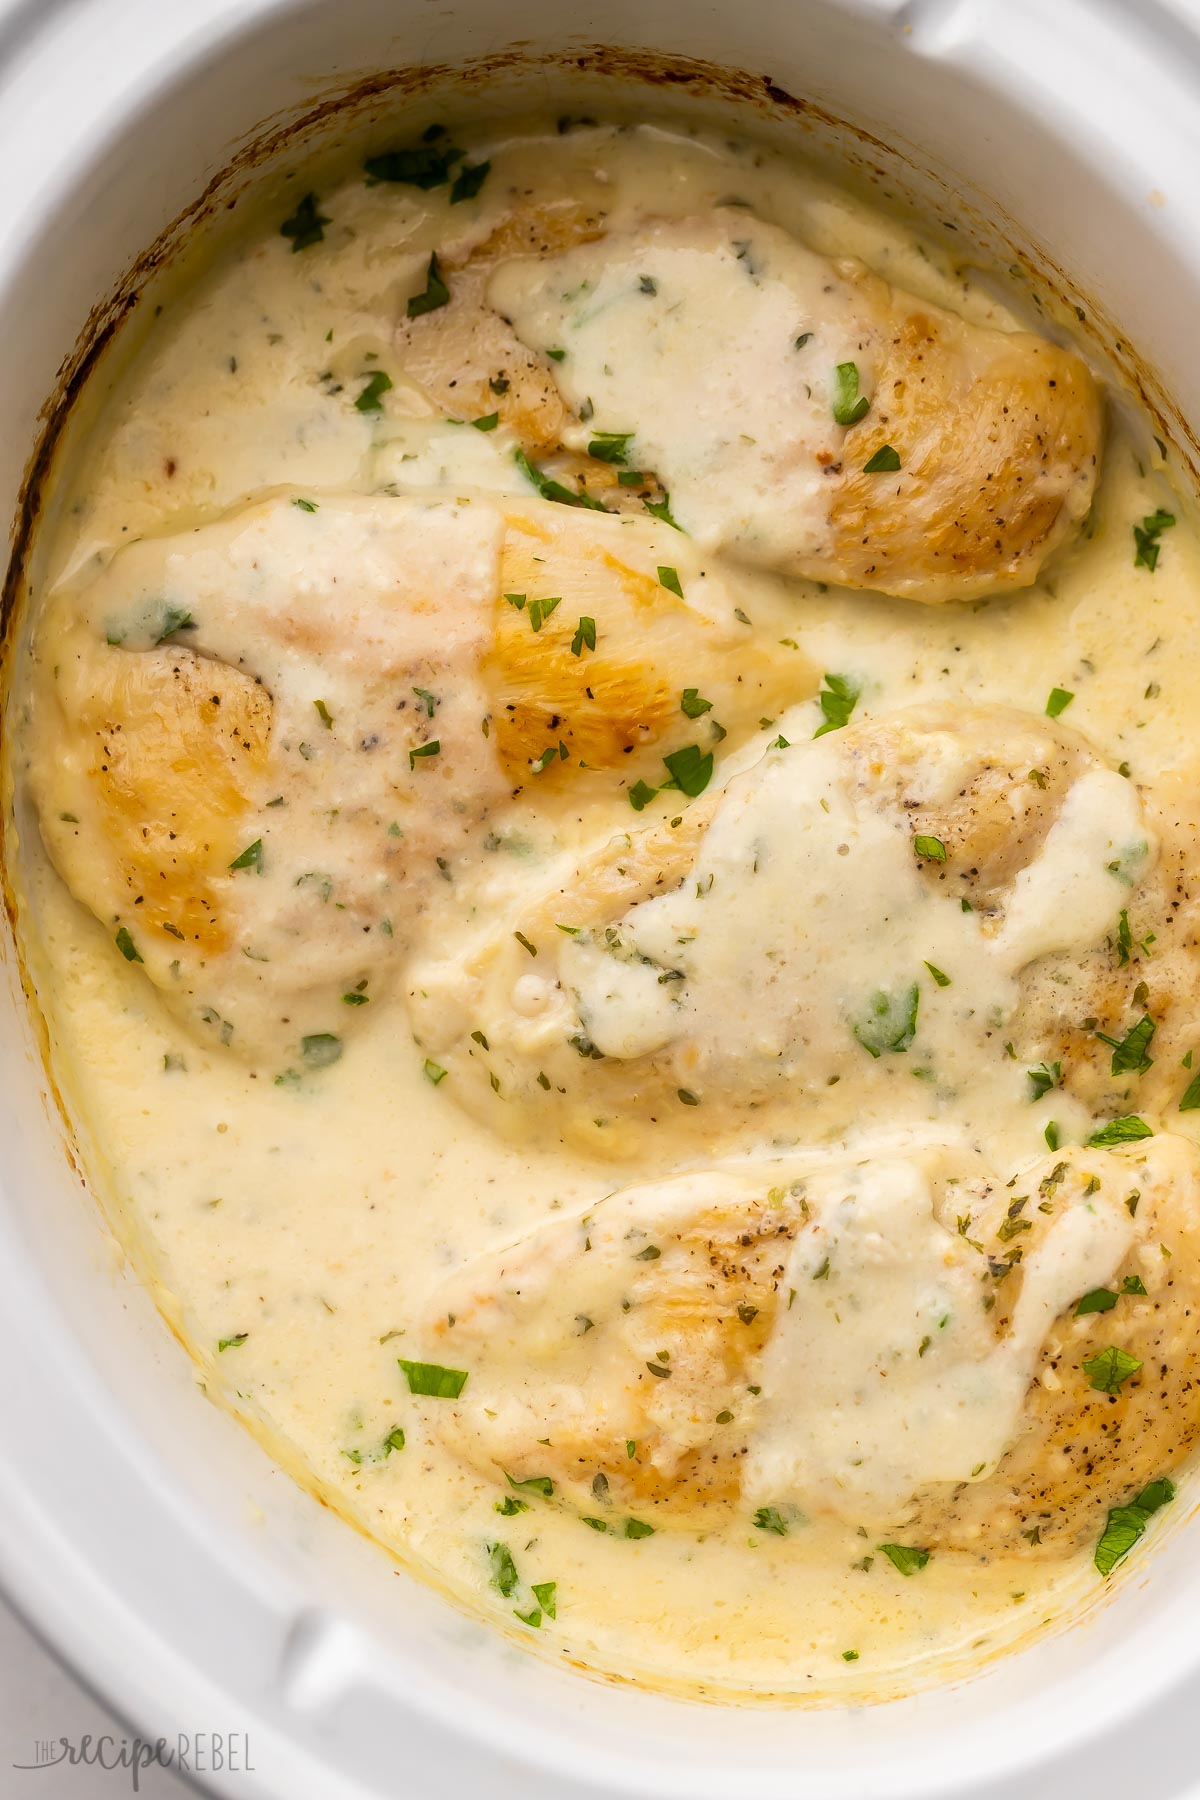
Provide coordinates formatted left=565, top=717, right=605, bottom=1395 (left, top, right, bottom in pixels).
left=1, top=1593, right=193, bottom=1798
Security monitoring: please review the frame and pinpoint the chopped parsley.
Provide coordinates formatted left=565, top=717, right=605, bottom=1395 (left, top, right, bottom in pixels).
left=1133, top=508, right=1175, bottom=572
left=1087, top=1115, right=1153, bottom=1146
left=470, top=411, right=499, bottom=431
left=364, top=140, right=464, bottom=188
left=1045, top=687, right=1075, bottom=718
left=217, top=1333, right=248, bottom=1352
left=1094, top=1477, right=1174, bottom=1577
left=1179, top=1068, right=1200, bottom=1112
left=409, top=739, right=441, bottom=769
left=1116, top=909, right=1134, bottom=966
left=506, top=1472, right=554, bottom=1497
left=587, top=431, right=633, bottom=465
left=644, top=492, right=682, bottom=530
left=1124, top=1274, right=1148, bottom=1295
left=924, top=962, right=951, bottom=988
left=154, top=605, right=194, bottom=643
left=228, top=838, right=264, bottom=874
left=399, top=1359, right=469, bottom=1398
left=623, top=1518, right=655, bottom=1539
left=1081, top=1345, right=1142, bottom=1395
left=1027, top=1060, right=1061, bottom=1102
left=913, top=834, right=946, bottom=863
left=629, top=780, right=658, bottom=811
left=570, top=616, right=596, bottom=656
left=680, top=688, right=712, bottom=719
left=753, top=1506, right=789, bottom=1536
left=301, top=1033, right=342, bottom=1069
left=531, top=1580, right=557, bottom=1619
left=407, top=252, right=450, bottom=318
left=527, top=595, right=561, bottom=633
left=832, top=361, right=870, bottom=426
left=280, top=192, right=330, bottom=252
left=115, top=926, right=142, bottom=963
left=657, top=565, right=684, bottom=598
left=449, top=159, right=491, bottom=203
left=1074, top=1288, right=1119, bottom=1316
left=423, top=1059, right=447, bottom=1085
left=853, top=984, right=919, bottom=1058
left=293, top=498, right=318, bottom=513
left=514, top=447, right=607, bottom=511
left=1097, top=1013, right=1156, bottom=1076
left=814, top=672, right=860, bottom=737
left=413, top=686, right=439, bottom=717
left=487, top=1541, right=519, bottom=1597
left=355, top=370, right=393, bottom=413
left=661, top=744, right=713, bottom=797
left=862, top=444, right=901, bottom=473
left=878, top=1544, right=930, bottom=1576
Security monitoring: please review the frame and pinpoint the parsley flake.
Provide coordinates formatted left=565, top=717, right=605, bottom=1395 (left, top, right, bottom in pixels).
left=280, top=192, right=330, bottom=252
left=832, top=361, right=870, bottom=426
left=407, top=252, right=450, bottom=318
left=1133, top=509, right=1175, bottom=572
left=449, top=160, right=491, bottom=204
left=1088, top=1115, right=1153, bottom=1146
left=355, top=371, right=393, bottom=412
left=399, top=1359, right=468, bottom=1398
left=1082, top=1345, right=1142, bottom=1395
left=228, top=838, right=264, bottom=874
left=854, top=985, right=919, bottom=1058
left=814, top=672, right=860, bottom=737
left=571, top=616, right=596, bottom=656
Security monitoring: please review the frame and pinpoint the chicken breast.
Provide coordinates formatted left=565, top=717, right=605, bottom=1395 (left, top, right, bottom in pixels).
left=28, top=490, right=809, bottom=1066
left=902, top=1136, right=1200, bottom=1557
left=415, top=1136, right=1200, bottom=1558
left=407, top=703, right=1156, bottom=1155
left=401, top=206, right=1103, bottom=602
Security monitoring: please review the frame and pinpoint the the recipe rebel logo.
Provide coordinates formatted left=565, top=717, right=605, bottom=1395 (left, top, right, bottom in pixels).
left=12, top=1732, right=255, bottom=1791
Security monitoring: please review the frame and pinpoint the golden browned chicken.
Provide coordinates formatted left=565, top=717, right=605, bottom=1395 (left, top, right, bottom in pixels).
left=903, top=1136, right=1200, bottom=1557
left=28, top=490, right=809, bottom=1066
left=414, top=1137, right=1200, bottom=1561
left=406, top=704, right=1159, bottom=1156
left=399, top=205, right=1103, bottom=601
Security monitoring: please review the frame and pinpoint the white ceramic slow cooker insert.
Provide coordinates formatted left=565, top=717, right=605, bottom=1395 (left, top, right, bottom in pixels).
left=4, top=2, right=1200, bottom=1796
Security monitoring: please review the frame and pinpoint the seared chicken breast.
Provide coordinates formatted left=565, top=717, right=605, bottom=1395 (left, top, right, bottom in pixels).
left=399, top=206, right=1103, bottom=602
left=407, top=704, right=1158, bottom=1154
left=417, top=1136, right=1200, bottom=1556
left=28, top=491, right=809, bottom=1066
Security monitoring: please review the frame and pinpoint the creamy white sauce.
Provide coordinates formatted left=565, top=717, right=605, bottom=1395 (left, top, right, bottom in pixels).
left=489, top=213, right=865, bottom=564
left=748, top=1155, right=1134, bottom=1521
